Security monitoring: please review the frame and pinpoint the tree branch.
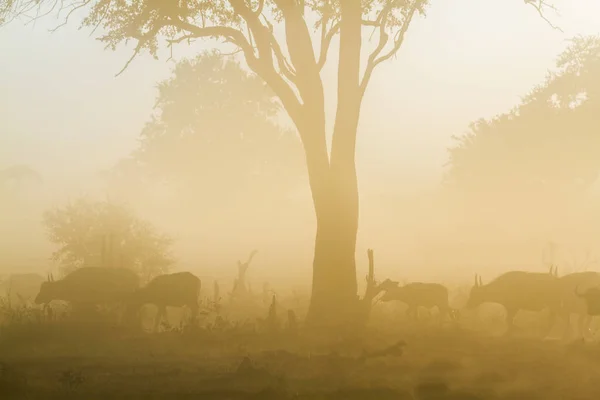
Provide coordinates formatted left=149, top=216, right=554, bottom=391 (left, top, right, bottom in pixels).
left=262, top=17, right=297, bottom=84
left=230, top=0, right=273, bottom=63
left=316, top=14, right=408, bottom=73
left=317, top=19, right=340, bottom=70
left=359, top=2, right=419, bottom=101
left=253, top=0, right=265, bottom=16
left=48, top=0, right=92, bottom=33
left=170, top=19, right=257, bottom=62
left=525, top=0, right=562, bottom=32
left=116, top=18, right=170, bottom=76
left=224, top=1, right=304, bottom=126
left=272, top=0, right=323, bottom=113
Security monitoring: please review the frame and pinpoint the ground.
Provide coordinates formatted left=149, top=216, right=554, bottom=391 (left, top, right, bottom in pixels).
left=1, top=320, right=600, bottom=400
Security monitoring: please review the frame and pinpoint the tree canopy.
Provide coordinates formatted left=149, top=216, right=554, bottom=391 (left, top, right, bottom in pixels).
left=43, top=198, right=174, bottom=281
left=446, top=35, right=600, bottom=198
left=107, top=51, right=304, bottom=208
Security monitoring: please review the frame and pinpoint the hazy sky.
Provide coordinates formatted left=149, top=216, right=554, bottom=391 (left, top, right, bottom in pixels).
left=2, top=1, right=599, bottom=191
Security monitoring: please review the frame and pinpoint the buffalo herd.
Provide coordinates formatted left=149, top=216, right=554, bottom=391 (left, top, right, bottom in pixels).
left=2, top=266, right=600, bottom=338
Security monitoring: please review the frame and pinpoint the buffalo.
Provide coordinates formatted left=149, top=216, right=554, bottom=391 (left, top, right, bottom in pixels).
left=35, top=268, right=140, bottom=322
left=557, top=271, right=600, bottom=338
left=575, top=285, right=600, bottom=317
left=127, top=272, right=201, bottom=331
left=466, top=271, right=563, bottom=336
left=379, top=279, right=455, bottom=322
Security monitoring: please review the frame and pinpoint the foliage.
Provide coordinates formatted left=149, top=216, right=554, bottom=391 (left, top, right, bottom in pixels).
left=446, top=35, right=600, bottom=196
left=110, top=51, right=304, bottom=207
left=42, top=199, right=174, bottom=280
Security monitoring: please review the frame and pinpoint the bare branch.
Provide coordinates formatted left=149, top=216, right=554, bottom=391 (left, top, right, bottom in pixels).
left=317, top=20, right=339, bottom=70
left=115, top=18, right=256, bottom=77
left=262, top=17, right=297, bottom=83
left=225, top=0, right=305, bottom=122
left=525, top=0, right=562, bottom=32
left=361, top=19, right=379, bottom=27
left=3, top=0, right=59, bottom=26
left=270, top=0, right=325, bottom=127
left=317, top=14, right=405, bottom=72
left=244, top=249, right=258, bottom=266
left=319, top=10, right=328, bottom=60
left=273, top=0, right=319, bottom=78
left=362, top=2, right=396, bottom=75
left=360, top=3, right=419, bottom=100
left=171, top=19, right=257, bottom=62
left=116, top=19, right=168, bottom=77
left=230, top=0, right=272, bottom=63
left=49, top=0, right=92, bottom=33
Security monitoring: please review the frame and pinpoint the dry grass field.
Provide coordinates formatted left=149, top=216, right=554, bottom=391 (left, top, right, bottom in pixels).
left=1, top=305, right=600, bottom=400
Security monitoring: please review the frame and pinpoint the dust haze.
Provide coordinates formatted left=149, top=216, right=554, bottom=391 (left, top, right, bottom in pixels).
left=2, top=0, right=600, bottom=399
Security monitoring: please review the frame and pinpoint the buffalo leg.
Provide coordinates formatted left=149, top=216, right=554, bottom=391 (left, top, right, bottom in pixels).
left=438, top=306, right=450, bottom=324
left=504, top=309, right=517, bottom=336
left=544, top=310, right=558, bottom=338
left=189, top=303, right=199, bottom=326
left=579, top=314, right=591, bottom=339
left=154, top=305, right=166, bottom=332
left=561, top=312, right=573, bottom=340
left=406, top=306, right=416, bottom=322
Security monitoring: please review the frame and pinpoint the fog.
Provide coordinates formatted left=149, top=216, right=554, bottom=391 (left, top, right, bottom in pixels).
left=2, top=0, right=600, bottom=290
left=4, top=2, right=600, bottom=399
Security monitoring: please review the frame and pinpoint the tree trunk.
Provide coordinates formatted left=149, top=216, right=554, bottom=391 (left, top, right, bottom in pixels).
left=254, top=0, right=363, bottom=329
left=306, top=167, right=360, bottom=328
left=305, top=0, right=362, bottom=328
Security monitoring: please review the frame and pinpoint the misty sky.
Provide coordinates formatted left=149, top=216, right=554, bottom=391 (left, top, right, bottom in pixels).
left=2, top=1, right=598, bottom=193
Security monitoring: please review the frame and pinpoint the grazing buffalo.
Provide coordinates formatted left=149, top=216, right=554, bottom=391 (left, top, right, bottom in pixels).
left=557, top=271, right=600, bottom=338
left=379, top=279, right=454, bottom=321
left=35, top=267, right=140, bottom=307
left=128, top=272, right=201, bottom=331
left=575, top=285, right=600, bottom=317
left=466, top=271, right=563, bottom=336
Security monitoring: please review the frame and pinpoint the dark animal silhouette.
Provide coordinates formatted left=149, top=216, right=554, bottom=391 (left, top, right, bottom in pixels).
left=557, top=271, right=600, bottom=338
left=466, top=272, right=563, bottom=336
left=35, top=268, right=140, bottom=305
left=574, top=285, right=600, bottom=316
left=379, top=279, right=453, bottom=321
left=128, top=271, right=201, bottom=331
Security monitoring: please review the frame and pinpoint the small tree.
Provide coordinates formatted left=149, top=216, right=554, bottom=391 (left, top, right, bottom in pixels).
left=43, top=198, right=174, bottom=281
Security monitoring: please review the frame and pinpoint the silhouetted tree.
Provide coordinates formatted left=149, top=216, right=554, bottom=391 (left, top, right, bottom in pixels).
left=446, top=35, right=600, bottom=197
left=43, top=199, right=174, bottom=281
left=0, top=0, right=557, bottom=328
left=107, top=52, right=304, bottom=208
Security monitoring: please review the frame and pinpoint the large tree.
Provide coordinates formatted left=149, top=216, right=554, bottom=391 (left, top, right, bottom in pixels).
left=106, top=51, right=304, bottom=210
left=446, top=35, right=600, bottom=197
left=1, top=0, right=556, bottom=327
